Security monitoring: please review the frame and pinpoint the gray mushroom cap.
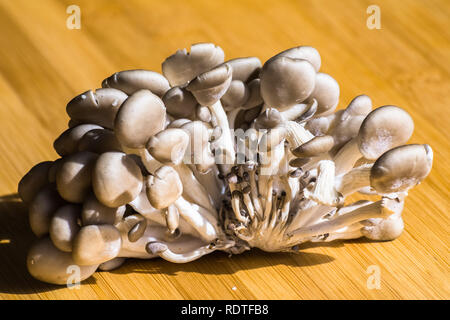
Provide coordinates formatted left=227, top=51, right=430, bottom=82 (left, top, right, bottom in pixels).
left=27, top=237, right=98, bottom=285
left=146, top=166, right=183, bottom=209
left=114, top=89, right=166, bottom=149
left=223, top=57, right=261, bottom=82
left=186, top=63, right=232, bottom=106
left=221, top=80, right=249, bottom=109
left=306, top=73, right=339, bottom=116
left=370, top=144, right=433, bottom=194
left=92, top=152, right=143, bottom=208
left=162, top=86, right=198, bottom=118
left=18, top=161, right=53, bottom=204
left=358, top=105, right=414, bottom=160
left=254, top=108, right=283, bottom=129
left=260, top=56, right=316, bottom=109
left=102, top=70, right=170, bottom=98
left=55, top=151, right=98, bottom=203
left=53, top=124, right=103, bottom=156
left=49, top=204, right=81, bottom=252
left=81, top=193, right=126, bottom=226
left=269, top=46, right=321, bottom=72
left=146, top=128, right=190, bottom=165
left=77, top=128, right=122, bottom=154
left=162, top=43, right=225, bottom=86
left=66, top=88, right=128, bottom=129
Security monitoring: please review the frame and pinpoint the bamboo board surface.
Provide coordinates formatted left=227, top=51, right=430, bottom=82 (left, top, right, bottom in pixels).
left=0, top=0, right=449, bottom=300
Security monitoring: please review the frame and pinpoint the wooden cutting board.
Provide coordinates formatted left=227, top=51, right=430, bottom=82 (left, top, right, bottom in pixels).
left=0, top=0, right=448, bottom=300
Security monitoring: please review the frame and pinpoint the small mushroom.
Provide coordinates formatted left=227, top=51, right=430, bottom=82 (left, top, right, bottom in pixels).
left=181, top=121, right=215, bottom=173
left=72, top=224, right=122, bottom=265
left=162, top=43, right=225, bottom=86
left=77, top=129, right=122, bottom=154
left=292, top=135, right=334, bottom=158
left=56, top=151, right=98, bottom=203
left=29, top=185, right=65, bottom=237
left=27, top=237, right=98, bottom=285
left=162, top=86, right=198, bottom=119
left=114, top=89, right=166, bottom=149
left=146, top=128, right=190, bottom=165
left=306, top=73, right=339, bottom=116
left=98, top=257, right=127, bottom=271
left=53, top=124, right=103, bottom=156
left=49, top=204, right=81, bottom=252
left=92, top=152, right=143, bottom=207
left=66, top=88, right=128, bottom=129
left=102, top=70, right=170, bottom=97
left=81, top=193, right=126, bottom=226
left=18, top=161, right=53, bottom=204
left=146, top=166, right=183, bottom=209
left=269, top=46, right=321, bottom=72
left=260, top=56, right=316, bottom=109
left=333, top=105, right=414, bottom=175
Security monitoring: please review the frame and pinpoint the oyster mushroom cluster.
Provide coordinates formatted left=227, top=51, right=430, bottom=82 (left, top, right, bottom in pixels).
left=19, top=43, right=433, bottom=285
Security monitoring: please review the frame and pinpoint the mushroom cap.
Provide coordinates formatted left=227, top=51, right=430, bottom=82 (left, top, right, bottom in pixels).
left=241, top=78, right=263, bottom=109
left=343, top=94, right=372, bottom=118
left=27, top=237, right=98, bottom=285
left=81, top=193, right=126, bottom=226
left=18, top=161, right=53, bottom=204
left=49, top=204, right=81, bottom=252
left=56, top=151, right=98, bottom=203
left=357, top=106, right=414, bottom=159
left=254, top=108, right=283, bottom=129
left=146, top=128, right=190, bottom=165
left=145, top=166, right=183, bottom=209
left=370, top=144, right=433, bottom=194
left=102, top=69, right=170, bottom=97
left=186, top=63, right=232, bottom=106
left=77, top=128, right=122, bottom=154
left=260, top=56, right=316, bottom=109
left=162, top=86, right=197, bottom=118
left=223, top=57, right=262, bottom=82
left=167, top=118, right=192, bottom=129
left=270, top=46, right=321, bottom=72
left=162, top=43, right=225, bottom=86
left=92, top=152, right=143, bottom=208
left=29, top=185, right=65, bottom=237
left=307, top=73, right=339, bottom=116
left=221, top=80, right=249, bottom=109
left=53, top=124, right=103, bottom=156
left=114, top=89, right=166, bottom=149
left=292, top=135, right=334, bottom=157
left=66, top=88, right=128, bottom=129
left=72, top=225, right=122, bottom=265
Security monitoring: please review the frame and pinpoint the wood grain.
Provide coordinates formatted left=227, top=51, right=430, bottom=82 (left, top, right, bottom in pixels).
left=0, top=0, right=448, bottom=300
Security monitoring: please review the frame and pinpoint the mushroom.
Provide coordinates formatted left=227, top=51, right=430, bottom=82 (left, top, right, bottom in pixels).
left=56, top=151, right=98, bottom=203
left=114, top=89, right=166, bottom=149
left=66, top=88, right=128, bottom=129
left=53, top=124, right=103, bottom=156
left=81, top=193, right=126, bottom=225
left=77, top=129, right=122, bottom=154
left=260, top=56, right=316, bottom=110
left=292, top=135, right=334, bottom=158
left=72, top=224, right=122, bottom=265
left=269, top=45, right=321, bottom=72
left=305, top=73, right=339, bottom=116
left=162, top=43, right=225, bottom=86
left=27, top=237, right=98, bottom=285
left=102, top=70, right=170, bottom=97
left=333, top=105, right=414, bottom=175
left=162, top=86, right=198, bottom=119
left=186, top=64, right=235, bottom=171
left=146, top=128, right=190, bottom=165
left=28, top=185, right=65, bottom=237
left=49, top=204, right=81, bottom=252
left=18, top=161, right=53, bottom=204
left=92, top=152, right=143, bottom=208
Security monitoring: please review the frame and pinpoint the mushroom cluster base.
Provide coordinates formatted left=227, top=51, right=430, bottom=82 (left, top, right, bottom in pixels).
left=19, top=43, right=433, bottom=285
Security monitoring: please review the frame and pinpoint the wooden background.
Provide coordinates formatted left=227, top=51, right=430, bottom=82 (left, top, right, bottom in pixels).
left=0, top=0, right=448, bottom=300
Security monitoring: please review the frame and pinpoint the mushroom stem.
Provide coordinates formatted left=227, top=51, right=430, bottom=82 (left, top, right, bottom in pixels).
left=208, top=100, right=235, bottom=172
left=287, top=199, right=395, bottom=243
left=333, top=138, right=361, bottom=175
left=335, top=164, right=372, bottom=196
left=304, top=160, right=342, bottom=206
left=174, top=197, right=219, bottom=242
